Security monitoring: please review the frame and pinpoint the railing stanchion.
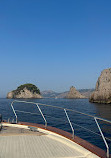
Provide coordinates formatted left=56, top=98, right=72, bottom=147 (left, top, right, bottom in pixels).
left=94, top=117, right=109, bottom=158
left=64, top=109, right=74, bottom=139
left=36, top=104, right=47, bottom=128
left=11, top=101, right=18, bottom=123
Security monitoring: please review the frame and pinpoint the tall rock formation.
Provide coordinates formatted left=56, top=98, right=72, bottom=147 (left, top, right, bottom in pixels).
left=89, top=68, right=111, bottom=103
left=66, top=86, right=86, bottom=99
left=7, top=83, right=42, bottom=99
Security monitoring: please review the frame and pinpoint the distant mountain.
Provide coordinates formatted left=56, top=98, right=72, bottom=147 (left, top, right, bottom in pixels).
left=41, top=90, right=60, bottom=98
left=41, top=89, right=94, bottom=98
left=79, top=89, right=94, bottom=98
left=56, top=91, right=68, bottom=98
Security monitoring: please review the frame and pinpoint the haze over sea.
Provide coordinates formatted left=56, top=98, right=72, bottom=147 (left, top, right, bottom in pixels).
left=0, top=98, right=111, bottom=153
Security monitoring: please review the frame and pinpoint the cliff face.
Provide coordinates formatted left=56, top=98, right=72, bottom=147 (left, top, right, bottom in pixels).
left=66, top=86, right=86, bottom=99
left=89, top=68, right=111, bottom=103
left=7, top=84, right=42, bottom=99
left=7, top=91, right=15, bottom=99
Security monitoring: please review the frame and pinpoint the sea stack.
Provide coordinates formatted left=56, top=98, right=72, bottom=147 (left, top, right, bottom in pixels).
left=89, top=68, right=111, bottom=104
left=7, top=83, right=42, bottom=99
left=66, top=86, right=86, bottom=99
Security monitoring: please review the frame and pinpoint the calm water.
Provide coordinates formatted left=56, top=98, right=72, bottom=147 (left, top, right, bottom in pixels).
left=0, top=98, right=111, bottom=153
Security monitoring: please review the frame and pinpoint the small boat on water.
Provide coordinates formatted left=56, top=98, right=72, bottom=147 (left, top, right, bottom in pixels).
left=0, top=100, right=111, bottom=158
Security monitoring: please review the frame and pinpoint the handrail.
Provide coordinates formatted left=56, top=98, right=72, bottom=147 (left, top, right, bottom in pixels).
left=64, top=109, right=74, bottom=139
left=94, top=117, right=109, bottom=158
left=13, top=100, right=111, bottom=124
left=15, top=110, right=42, bottom=116
left=11, top=100, right=47, bottom=127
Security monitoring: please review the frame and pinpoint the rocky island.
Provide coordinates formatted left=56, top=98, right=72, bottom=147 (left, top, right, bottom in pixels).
left=7, top=83, right=42, bottom=99
left=89, top=68, right=111, bottom=104
left=65, top=86, right=86, bottom=99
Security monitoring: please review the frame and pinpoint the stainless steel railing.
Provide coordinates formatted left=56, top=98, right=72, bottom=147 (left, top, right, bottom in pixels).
left=36, top=104, right=47, bottom=128
left=64, top=109, right=74, bottom=139
left=11, top=100, right=47, bottom=128
left=11, top=101, right=18, bottom=123
left=94, top=117, right=109, bottom=158
left=10, top=100, right=111, bottom=158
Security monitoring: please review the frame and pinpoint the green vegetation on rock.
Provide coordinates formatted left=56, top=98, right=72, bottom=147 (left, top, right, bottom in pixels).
left=14, top=83, right=40, bottom=95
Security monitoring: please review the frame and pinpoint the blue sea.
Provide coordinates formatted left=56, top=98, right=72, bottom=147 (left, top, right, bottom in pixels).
left=0, top=98, right=111, bottom=153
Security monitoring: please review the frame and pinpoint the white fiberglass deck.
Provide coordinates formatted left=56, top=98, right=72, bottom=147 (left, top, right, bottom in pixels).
left=0, top=123, right=99, bottom=158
